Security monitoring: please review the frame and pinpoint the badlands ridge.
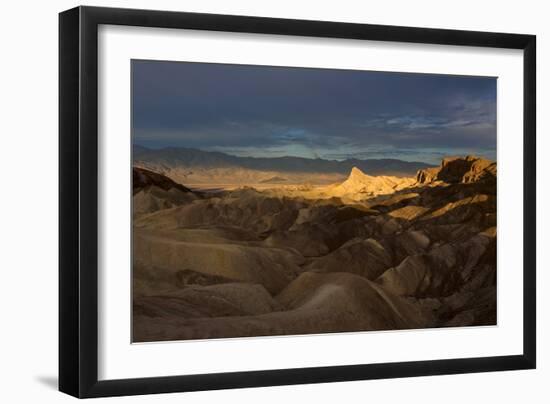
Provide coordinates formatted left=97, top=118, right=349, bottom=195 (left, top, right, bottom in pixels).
left=132, top=156, right=497, bottom=342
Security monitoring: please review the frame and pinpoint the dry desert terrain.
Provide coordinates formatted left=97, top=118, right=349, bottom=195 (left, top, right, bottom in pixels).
left=132, top=155, right=497, bottom=342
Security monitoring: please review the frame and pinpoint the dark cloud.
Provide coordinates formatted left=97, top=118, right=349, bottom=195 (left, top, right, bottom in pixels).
left=132, top=60, right=496, bottom=163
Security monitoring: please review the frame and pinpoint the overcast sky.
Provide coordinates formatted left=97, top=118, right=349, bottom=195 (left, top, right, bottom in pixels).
left=132, top=60, right=496, bottom=164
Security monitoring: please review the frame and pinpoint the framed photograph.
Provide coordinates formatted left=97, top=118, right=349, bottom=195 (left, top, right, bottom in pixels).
left=59, top=6, right=536, bottom=398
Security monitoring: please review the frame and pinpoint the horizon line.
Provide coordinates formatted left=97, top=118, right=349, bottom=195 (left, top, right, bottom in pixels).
left=133, top=143, right=496, bottom=165
left=132, top=143, right=431, bottom=163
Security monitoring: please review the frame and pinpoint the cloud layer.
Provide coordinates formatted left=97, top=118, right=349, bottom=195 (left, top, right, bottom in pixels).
left=132, top=60, right=496, bottom=164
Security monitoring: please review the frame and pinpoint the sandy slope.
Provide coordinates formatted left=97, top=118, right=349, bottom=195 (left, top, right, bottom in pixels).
left=133, top=272, right=435, bottom=341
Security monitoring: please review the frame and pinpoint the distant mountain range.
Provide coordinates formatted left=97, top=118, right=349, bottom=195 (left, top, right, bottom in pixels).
left=133, top=145, right=434, bottom=177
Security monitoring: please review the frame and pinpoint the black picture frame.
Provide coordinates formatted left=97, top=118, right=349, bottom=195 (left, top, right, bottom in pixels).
left=59, top=5, right=536, bottom=398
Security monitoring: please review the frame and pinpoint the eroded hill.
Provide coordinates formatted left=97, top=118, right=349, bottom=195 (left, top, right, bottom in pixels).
left=132, top=156, right=497, bottom=342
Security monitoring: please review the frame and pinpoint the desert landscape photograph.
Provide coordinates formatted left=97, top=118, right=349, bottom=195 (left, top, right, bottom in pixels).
left=131, top=60, right=497, bottom=343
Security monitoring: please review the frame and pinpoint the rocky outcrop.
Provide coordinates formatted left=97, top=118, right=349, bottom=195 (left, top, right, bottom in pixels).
left=415, top=166, right=440, bottom=184
left=133, top=166, right=193, bottom=194
left=133, top=167, right=198, bottom=216
left=416, top=156, right=496, bottom=185
left=327, top=166, right=416, bottom=200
